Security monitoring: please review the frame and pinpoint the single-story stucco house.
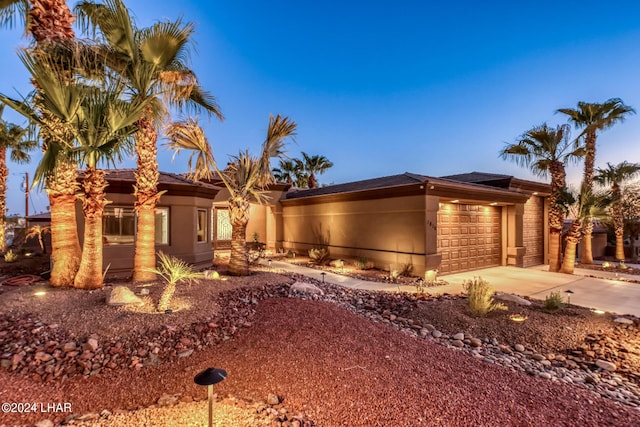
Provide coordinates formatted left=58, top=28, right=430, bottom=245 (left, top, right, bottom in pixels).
left=28, top=169, right=552, bottom=278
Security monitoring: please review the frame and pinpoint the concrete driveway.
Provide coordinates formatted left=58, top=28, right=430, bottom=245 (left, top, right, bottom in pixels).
left=437, top=266, right=640, bottom=317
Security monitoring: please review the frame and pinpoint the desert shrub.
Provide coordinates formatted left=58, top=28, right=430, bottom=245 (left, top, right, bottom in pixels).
left=308, top=248, right=330, bottom=265
left=354, top=256, right=372, bottom=270
left=400, top=262, right=413, bottom=276
left=4, top=250, right=18, bottom=263
left=144, top=251, right=201, bottom=312
left=544, top=292, right=564, bottom=312
left=462, top=277, right=506, bottom=316
left=389, top=270, right=400, bottom=281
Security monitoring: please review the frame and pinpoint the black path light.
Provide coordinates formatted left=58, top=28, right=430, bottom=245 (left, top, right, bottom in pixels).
left=268, top=259, right=272, bottom=268
left=194, top=367, right=227, bottom=427
left=321, top=272, right=326, bottom=283
left=565, top=289, right=574, bottom=306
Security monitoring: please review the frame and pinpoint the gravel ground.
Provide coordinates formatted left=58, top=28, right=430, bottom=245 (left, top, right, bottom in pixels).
left=1, top=270, right=640, bottom=426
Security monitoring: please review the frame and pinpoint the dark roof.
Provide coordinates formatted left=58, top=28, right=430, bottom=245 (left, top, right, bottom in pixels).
left=96, top=169, right=221, bottom=199
left=284, top=171, right=545, bottom=203
left=27, top=212, right=51, bottom=221
left=285, top=173, right=426, bottom=199
left=440, top=171, right=513, bottom=184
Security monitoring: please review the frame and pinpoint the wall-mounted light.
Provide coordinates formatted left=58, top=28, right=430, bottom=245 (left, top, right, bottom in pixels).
left=490, top=202, right=498, bottom=206
left=533, top=192, right=539, bottom=195
left=451, top=199, right=459, bottom=203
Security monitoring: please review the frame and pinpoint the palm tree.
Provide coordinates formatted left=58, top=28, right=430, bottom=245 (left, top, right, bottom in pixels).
left=25, top=224, right=50, bottom=253
left=1, top=0, right=82, bottom=287
left=301, top=152, right=333, bottom=189
left=557, top=99, right=635, bottom=264
left=0, top=105, right=35, bottom=252
left=272, top=158, right=305, bottom=187
left=500, top=123, right=584, bottom=272
left=595, top=162, right=640, bottom=261
left=75, top=0, right=223, bottom=282
left=166, top=114, right=297, bottom=276
left=3, top=46, right=148, bottom=289
left=622, top=184, right=640, bottom=263
left=560, top=189, right=609, bottom=274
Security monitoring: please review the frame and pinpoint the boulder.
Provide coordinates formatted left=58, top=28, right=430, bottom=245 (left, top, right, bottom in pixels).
left=595, top=359, right=617, bottom=371
left=494, top=292, right=532, bottom=306
left=107, top=286, right=143, bottom=306
left=290, top=281, right=324, bottom=295
left=613, top=317, right=634, bottom=325
left=203, top=270, right=220, bottom=280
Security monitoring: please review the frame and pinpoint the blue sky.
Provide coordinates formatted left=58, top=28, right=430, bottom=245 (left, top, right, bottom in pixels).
left=2, top=0, right=640, bottom=215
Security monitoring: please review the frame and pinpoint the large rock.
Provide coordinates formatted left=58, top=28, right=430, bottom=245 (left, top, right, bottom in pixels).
left=613, top=317, right=634, bottom=325
left=290, top=281, right=324, bottom=295
left=107, top=286, right=143, bottom=306
left=595, top=359, right=617, bottom=371
left=494, top=292, right=532, bottom=306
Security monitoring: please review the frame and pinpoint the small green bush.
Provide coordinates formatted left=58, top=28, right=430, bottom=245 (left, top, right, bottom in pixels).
left=544, top=292, right=564, bottom=312
left=400, top=262, right=413, bottom=277
left=4, top=250, right=18, bottom=263
left=463, top=277, right=507, bottom=316
left=308, top=248, right=330, bottom=265
left=354, top=256, right=371, bottom=270
left=144, top=251, right=201, bottom=312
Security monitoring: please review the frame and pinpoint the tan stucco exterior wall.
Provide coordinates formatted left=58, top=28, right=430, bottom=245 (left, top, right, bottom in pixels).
left=281, top=194, right=430, bottom=274
left=79, top=192, right=214, bottom=277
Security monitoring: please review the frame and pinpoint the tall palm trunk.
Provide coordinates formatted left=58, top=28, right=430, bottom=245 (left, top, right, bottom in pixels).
left=548, top=161, right=567, bottom=272
left=74, top=168, right=107, bottom=289
left=561, top=220, right=582, bottom=274
left=28, top=0, right=79, bottom=285
left=612, top=184, right=625, bottom=261
left=47, top=160, right=81, bottom=287
left=228, top=196, right=250, bottom=276
left=0, top=147, right=7, bottom=252
left=308, top=173, right=317, bottom=189
left=581, top=218, right=594, bottom=264
left=580, top=130, right=597, bottom=264
left=133, top=113, right=159, bottom=282
left=548, top=230, right=562, bottom=272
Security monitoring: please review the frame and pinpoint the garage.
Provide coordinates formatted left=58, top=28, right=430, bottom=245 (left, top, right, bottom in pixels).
left=522, top=195, right=545, bottom=267
left=437, top=203, right=502, bottom=274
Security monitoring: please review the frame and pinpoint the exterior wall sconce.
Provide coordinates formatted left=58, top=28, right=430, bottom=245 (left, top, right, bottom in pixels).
left=194, top=367, right=227, bottom=427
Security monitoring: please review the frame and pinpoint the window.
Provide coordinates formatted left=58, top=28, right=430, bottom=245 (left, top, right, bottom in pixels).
left=215, top=208, right=232, bottom=241
left=103, top=207, right=135, bottom=245
left=197, top=209, right=207, bottom=242
left=102, top=206, right=169, bottom=245
left=155, top=207, right=169, bottom=245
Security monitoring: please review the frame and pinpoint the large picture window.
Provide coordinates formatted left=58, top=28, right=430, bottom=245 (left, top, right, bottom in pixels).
left=103, top=206, right=169, bottom=245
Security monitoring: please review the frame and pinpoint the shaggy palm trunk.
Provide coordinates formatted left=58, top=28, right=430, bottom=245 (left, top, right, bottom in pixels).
left=308, top=173, right=318, bottom=189
left=581, top=219, right=594, bottom=264
left=228, top=196, right=250, bottom=276
left=548, top=230, right=562, bottom=272
left=548, top=161, right=567, bottom=272
left=28, top=1, right=78, bottom=285
left=0, top=148, right=7, bottom=252
left=612, top=189, right=625, bottom=261
left=561, top=220, right=582, bottom=274
left=74, top=168, right=108, bottom=289
left=580, top=130, right=597, bottom=264
left=47, top=161, right=81, bottom=287
left=157, top=282, right=176, bottom=312
left=133, top=114, right=159, bottom=282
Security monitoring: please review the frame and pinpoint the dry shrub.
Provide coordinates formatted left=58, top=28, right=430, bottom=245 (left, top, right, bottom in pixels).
left=462, top=277, right=507, bottom=316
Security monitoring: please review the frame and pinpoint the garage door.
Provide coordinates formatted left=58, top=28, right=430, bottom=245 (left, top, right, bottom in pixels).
left=523, top=196, right=544, bottom=267
left=437, top=203, right=501, bottom=274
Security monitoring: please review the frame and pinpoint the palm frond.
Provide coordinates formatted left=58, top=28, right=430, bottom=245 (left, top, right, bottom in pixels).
left=164, top=118, right=217, bottom=181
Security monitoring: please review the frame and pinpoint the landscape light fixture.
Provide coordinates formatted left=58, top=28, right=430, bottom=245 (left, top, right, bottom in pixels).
left=268, top=259, right=272, bottom=268
left=321, top=272, right=326, bottom=283
left=194, top=367, right=227, bottom=427
left=565, top=289, right=574, bottom=306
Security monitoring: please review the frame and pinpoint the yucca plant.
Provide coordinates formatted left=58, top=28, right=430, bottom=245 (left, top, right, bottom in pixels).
left=463, top=277, right=507, bottom=316
left=4, top=249, right=18, bottom=263
left=144, top=251, right=201, bottom=312
left=308, top=247, right=330, bottom=265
